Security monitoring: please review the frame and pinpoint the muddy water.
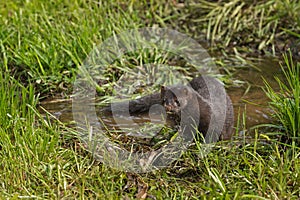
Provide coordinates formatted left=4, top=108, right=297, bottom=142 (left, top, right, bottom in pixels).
left=229, top=57, right=283, bottom=130
left=39, top=57, right=283, bottom=134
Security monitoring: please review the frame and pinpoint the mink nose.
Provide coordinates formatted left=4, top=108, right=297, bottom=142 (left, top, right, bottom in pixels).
left=163, top=102, right=172, bottom=111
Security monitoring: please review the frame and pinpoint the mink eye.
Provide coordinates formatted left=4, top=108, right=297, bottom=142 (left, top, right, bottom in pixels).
left=175, top=99, right=180, bottom=106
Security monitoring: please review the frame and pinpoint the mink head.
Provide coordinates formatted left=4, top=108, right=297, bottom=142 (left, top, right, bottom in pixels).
left=160, top=85, right=191, bottom=114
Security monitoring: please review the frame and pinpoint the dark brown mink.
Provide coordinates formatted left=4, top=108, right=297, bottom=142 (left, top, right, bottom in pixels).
left=189, top=76, right=234, bottom=140
left=102, top=76, right=234, bottom=141
left=160, top=85, right=212, bottom=141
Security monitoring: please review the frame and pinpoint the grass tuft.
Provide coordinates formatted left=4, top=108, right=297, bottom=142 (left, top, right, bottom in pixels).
left=264, top=51, right=300, bottom=144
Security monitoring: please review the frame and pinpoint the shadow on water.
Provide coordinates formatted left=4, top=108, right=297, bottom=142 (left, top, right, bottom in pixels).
left=39, top=57, right=283, bottom=136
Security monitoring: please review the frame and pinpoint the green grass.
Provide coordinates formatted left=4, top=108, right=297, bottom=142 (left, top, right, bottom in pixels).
left=1, top=77, right=298, bottom=198
left=170, top=0, right=300, bottom=55
left=2, top=0, right=299, bottom=95
left=0, top=72, right=129, bottom=198
left=0, top=0, right=299, bottom=199
left=0, top=0, right=143, bottom=96
left=264, top=51, right=300, bottom=145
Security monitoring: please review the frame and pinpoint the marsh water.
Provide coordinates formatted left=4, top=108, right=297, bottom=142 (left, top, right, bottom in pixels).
left=39, top=57, right=283, bottom=136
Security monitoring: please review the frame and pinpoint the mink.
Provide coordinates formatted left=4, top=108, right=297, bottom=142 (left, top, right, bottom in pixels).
left=102, top=76, right=234, bottom=140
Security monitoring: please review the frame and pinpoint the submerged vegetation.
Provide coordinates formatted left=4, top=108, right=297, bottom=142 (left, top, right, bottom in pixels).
left=0, top=0, right=299, bottom=198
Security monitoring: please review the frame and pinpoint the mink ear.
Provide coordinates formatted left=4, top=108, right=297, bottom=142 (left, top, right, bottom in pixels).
left=161, top=86, right=167, bottom=93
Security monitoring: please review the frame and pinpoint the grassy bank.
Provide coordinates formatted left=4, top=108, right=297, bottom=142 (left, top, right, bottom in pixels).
left=0, top=0, right=299, bottom=199
left=0, top=0, right=143, bottom=96
left=1, top=0, right=300, bottom=95
left=0, top=72, right=299, bottom=198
